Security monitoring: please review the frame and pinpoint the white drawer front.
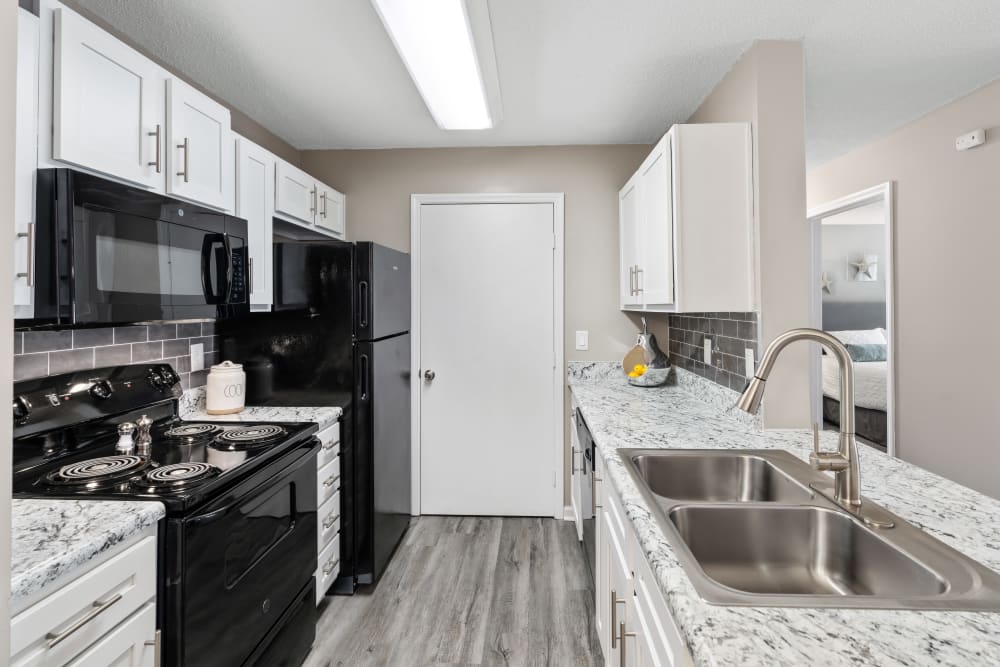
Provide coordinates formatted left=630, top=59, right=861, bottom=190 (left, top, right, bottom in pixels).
left=317, top=423, right=340, bottom=469
left=317, top=491, right=341, bottom=554
left=66, top=603, right=157, bottom=667
left=316, top=534, right=341, bottom=605
left=317, top=455, right=340, bottom=507
left=12, top=535, right=157, bottom=666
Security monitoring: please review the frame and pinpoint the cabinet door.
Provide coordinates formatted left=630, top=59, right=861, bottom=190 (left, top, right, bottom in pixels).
left=274, top=160, right=317, bottom=225
left=166, top=77, right=233, bottom=210
left=315, top=184, right=346, bottom=237
left=236, top=137, right=274, bottom=309
left=52, top=8, right=165, bottom=190
left=15, top=9, right=38, bottom=315
left=619, top=179, right=643, bottom=309
left=607, top=511, right=633, bottom=667
left=65, top=604, right=157, bottom=667
left=638, top=139, right=674, bottom=307
left=570, top=412, right=584, bottom=541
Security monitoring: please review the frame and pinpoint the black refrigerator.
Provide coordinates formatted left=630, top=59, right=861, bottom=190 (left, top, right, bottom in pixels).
left=219, top=241, right=411, bottom=593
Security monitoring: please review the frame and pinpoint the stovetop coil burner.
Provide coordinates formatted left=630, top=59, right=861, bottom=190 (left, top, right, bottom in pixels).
left=43, top=455, right=150, bottom=489
left=212, top=425, right=288, bottom=451
left=164, top=423, right=224, bottom=445
left=140, top=462, right=220, bottom=491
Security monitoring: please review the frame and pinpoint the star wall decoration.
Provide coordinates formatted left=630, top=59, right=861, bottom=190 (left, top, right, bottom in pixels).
left=820, top=272, right=834, bottom=294
left=850, top=254, right=878, bottom=281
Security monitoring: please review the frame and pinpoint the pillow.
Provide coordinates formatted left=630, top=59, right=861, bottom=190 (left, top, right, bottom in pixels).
left=845, top=343, right=887, bottom=363
left=827, top=329, right=887, bottom=346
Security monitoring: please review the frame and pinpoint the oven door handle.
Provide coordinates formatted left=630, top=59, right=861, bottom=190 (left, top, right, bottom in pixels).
left=187, top=443, right=317, bottom=526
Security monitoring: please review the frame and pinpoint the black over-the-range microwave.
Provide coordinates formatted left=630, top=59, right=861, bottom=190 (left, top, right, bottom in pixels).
left=20, top=169, right=250, bottom=327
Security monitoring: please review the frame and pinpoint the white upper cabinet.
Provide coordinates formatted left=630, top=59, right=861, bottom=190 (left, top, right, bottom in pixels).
left=166, top=77, right=233, bottom=211
left=236, top=136, right=275, bottom=310
left=275, top=160, right=318, bottom=225
left=15, top=8, right=39, bottom=318
left=52, top=8, right=165, bottom=190
left=620, top=123, right=754, bottom=313
left=275, top=160, right=346, bottom=239
left=315, top=182, right=346, bottom=238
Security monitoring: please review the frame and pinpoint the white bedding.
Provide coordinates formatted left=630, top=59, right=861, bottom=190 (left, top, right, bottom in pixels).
left=822, top=355, right=887, bottom=412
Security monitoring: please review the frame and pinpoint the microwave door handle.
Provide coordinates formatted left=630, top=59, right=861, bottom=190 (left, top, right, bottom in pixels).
left=221, top=233, right=233, bottom=300
left=201, top=235, right=217, bottom=301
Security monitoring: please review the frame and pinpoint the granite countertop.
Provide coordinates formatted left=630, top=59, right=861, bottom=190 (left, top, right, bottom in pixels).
left=568, top=362, right=1000, bottom=666
left=11, top=499, right=165, bottom=615
left=179, top=388, right=342, bottom=430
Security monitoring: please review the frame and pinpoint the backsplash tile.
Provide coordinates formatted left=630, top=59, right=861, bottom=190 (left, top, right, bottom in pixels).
left=13, top=322, right=221, bottom=389
left=667, top=312, right=759, bottom=392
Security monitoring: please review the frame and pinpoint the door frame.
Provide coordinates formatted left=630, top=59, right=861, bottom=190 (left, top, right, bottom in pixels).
left=806, top=182, right=895, bottom=456
left=410, top=193, right=566, bottom=518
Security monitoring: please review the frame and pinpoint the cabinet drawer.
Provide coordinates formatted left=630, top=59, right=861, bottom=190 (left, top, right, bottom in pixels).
left=317, top=456, right=340, bottom=507
left=12, top=535, right=157, bottom=666
left=316, top=423, right=340, bottom=469
left=316, top=534, right=341, bottom=605
left=66, top=603, right=157, bottom=667
left=317, top=490, right=341, bottom=554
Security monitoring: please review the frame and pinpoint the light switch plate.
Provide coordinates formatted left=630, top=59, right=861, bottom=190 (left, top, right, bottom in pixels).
left=190, top=343, right=205, bottom=372
left=575, top=331, right=589, bottom=351
left=703, top=338, right=712, bottom=365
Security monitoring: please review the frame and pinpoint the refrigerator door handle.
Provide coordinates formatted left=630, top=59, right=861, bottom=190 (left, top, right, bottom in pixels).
left=358, top=280, right=369, bottom=329
left=360, top=353, right=370, bottom=401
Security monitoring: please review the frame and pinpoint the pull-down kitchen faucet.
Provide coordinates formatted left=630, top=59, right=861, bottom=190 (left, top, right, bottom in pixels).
left=737, top=328, right=862, bottom=509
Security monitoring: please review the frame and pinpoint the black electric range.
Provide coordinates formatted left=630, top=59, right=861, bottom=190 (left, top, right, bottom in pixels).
left=12, top=363, right=320, bottom=666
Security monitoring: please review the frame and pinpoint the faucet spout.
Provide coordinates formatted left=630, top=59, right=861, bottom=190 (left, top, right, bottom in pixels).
left=737, top=328, right=861, bottom=508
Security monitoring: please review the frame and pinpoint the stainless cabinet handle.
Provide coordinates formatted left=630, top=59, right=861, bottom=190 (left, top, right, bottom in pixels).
left=323, top=513, right=339, bottom=530
left=145, top=629, right=161, bottom=667
left=628, top=266, right=635, bottom=296
left=619, top=621, right=636, bottom=667
left=148, top=124, right=161, bottom=173
left=610, top=590, right=626, bottom=648
left=635, top=266, right=644, bottom=293
left=310, top=188, right=317, bottom=216
left=16, top=222, right=34, bottom=287
left=424, top=369, right=436, bottom=381
left=323, top=475, right=338, bottom=488
left=321, top=440, right=337, bottom=451
left=320, top=191, right=328, bottom=218
left=46, top=593, right=122, bottom=648
left=323, top=556, right=338, bottom=575
left=176, top=137, right=189, bottom=182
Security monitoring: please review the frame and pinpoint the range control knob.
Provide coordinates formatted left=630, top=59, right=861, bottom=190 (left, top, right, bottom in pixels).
left=160, top=367, right=180, bottom=387
left=147, top=369, right=166, bottom=390
left=89, top=380, right=114, bottom=400
left=12, top=396, right=32, bottom=421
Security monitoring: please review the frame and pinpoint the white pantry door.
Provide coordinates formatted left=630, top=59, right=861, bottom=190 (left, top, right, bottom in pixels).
left=419, top=202, right=557, bottom=516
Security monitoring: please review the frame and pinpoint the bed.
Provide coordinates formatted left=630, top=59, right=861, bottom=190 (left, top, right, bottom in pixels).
left=819, top=307, right=889, bottom=449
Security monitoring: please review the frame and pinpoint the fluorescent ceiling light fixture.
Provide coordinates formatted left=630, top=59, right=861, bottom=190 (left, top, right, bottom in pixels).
left=372, top=0, right=500, bottom=130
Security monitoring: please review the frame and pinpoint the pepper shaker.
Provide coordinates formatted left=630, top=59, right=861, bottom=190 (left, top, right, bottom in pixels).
left=116, top=422, right=136, bottom=454
left=135, top=414, right=153, bottom=457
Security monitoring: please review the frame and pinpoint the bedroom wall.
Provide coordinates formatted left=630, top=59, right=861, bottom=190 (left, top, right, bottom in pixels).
left=820, top=223, right=886, bottom=305
left=807, top=78, right=1000, bottom=498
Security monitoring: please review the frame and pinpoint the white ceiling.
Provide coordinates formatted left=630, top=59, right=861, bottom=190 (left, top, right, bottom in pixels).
left=73, top=0, right=1000, bottom=166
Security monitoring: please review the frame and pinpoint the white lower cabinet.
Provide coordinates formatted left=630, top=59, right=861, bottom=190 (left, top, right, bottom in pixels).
left=315, top=421, right=342, bottom=604
left=11, top=531, right=159, bottom=667
left=595, top=451, right=693, bottom=666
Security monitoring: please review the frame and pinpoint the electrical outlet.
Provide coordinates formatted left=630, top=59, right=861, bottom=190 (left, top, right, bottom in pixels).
left=703, top=338, right=712, bottom=365
left=575, top=331, right=589, bottom=351
left=190, top=343, right=205, bottom=372
left=745, top=347, right=755, bottom=378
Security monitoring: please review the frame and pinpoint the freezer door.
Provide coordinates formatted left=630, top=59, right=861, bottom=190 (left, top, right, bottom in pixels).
left=356, top=242, right=410, bottom=340
left=354, top=333, right=411, bottom=584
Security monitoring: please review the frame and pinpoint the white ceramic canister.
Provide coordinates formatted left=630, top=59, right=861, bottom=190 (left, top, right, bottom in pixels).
left=206, top=361, right=246, bottom=415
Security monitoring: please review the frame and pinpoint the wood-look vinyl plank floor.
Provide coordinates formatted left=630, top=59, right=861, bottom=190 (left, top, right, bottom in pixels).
left=304, top=516, right=603, bottom=667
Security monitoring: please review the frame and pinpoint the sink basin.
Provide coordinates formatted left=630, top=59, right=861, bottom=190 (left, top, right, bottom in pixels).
left=669, top=505, right=947, bottom=597
left=619, top=448, right=1000, bottom=610
left=630, top=451, right=811, bottom=503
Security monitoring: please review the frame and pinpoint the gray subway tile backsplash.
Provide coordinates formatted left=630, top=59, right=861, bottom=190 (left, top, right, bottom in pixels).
left=13, top=322, right=221, bottom=388
left=668, top=312, right=759, bottom=392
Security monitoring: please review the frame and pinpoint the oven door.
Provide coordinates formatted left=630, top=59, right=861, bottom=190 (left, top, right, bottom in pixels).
left=165, top=442, right=318, bottom=667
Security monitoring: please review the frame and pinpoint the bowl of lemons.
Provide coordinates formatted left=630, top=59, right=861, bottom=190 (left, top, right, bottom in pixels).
left=626, top=363, right=671, bottom=387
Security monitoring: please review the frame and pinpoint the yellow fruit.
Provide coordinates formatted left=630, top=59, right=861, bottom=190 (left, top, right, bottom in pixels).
left=627, top=371, right=639, bottom=378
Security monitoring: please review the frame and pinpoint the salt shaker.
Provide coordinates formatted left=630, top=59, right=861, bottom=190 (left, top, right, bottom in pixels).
left=117, top=422, right=136, bottom=454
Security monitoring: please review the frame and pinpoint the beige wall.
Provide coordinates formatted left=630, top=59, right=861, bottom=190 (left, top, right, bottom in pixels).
left=688, top=40, right=812, bottom=428
left=2, top=2, right=17, bottom=655
left=62, top=0, right=302, bottom=166
left=300, top=145, right=651, bottom=362
left=808, top=79, right=1000, bottom=498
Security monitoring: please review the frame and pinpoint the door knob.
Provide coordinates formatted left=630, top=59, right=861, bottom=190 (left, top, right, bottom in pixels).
left=424, top=370, right=436, bottom=381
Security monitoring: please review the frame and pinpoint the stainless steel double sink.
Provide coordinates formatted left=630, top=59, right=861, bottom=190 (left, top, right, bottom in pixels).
left=621, top=449, right=1000, bottom=610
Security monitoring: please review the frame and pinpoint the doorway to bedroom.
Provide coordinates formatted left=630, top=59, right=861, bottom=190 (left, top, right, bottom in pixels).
left=807, top=183, right=894, bottom=456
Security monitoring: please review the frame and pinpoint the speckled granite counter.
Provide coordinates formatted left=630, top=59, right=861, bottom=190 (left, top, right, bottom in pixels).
left=568, top=362, right=1000, bottom=666
left=180, top=388, right=342, bottom=429
left=11, top=499, right=164, bottom=615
